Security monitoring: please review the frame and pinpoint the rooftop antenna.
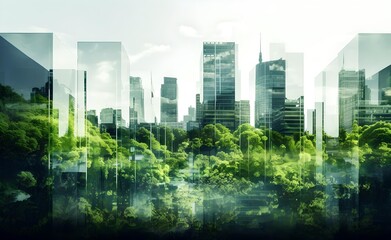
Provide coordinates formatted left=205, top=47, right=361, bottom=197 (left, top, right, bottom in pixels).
left=259, top=32, right=263, bottom=63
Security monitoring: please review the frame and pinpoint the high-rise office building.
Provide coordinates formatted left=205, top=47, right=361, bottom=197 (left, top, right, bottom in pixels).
left=281, top=96, right=304, bottom=136
left=129, top=76, right=145, bottom=126
left=202, top=42, right=236, bottom=131
left=254, top=53, right=286, bottom=132
left=255, top=39, right=305, bottom=136
left=160, top=77, right=178, bottom=123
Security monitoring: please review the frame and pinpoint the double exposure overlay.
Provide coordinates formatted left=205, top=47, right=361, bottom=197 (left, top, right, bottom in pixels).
left=1, top=31, right=391, bottom=239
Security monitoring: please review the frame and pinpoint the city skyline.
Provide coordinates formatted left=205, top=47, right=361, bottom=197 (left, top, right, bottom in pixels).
left=2, top=0, right=391, bottom=124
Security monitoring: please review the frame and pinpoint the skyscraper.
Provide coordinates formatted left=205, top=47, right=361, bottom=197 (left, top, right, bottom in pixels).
left=129, top=76, right=145, bottom=126
left=160, top=77, right=178, bottom=123
left=0, top=32, right=87, bottom=227
left=254, top=54, right=286, bottom=132
left=202, top=42, right=236, bottom=131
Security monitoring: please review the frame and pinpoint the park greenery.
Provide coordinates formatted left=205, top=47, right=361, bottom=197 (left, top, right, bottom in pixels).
left=1, top=83, right=391, bottom=239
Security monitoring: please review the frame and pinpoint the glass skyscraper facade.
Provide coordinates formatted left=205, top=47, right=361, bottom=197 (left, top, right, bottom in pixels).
left=315, top=34, right=391, bottom=137
left=255, top=58, right=286, bottom=132
left=202, top=42, right=236, bottom=131
left=160, top=77, right=178, bottom=123
left=77, top=41, right=130, bottom=214
left=0, top=33, right=87, bottom=228
left=314, top=33, right=391, bottom=228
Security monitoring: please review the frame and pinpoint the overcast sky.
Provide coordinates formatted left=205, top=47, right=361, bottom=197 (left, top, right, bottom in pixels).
left=1, top=0, right=391, bottom=124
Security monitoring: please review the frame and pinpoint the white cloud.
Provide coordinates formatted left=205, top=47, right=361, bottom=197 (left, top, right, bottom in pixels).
left=129, top=43, right=170, bottom=64
left=96, top=61, right=116, bottom=83
left=179, top=25, right=202, bottom=38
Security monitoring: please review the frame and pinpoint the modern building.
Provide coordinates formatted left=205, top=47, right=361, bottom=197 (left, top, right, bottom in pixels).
left=160, top=77, right=178, bottom=123
left=354, top=65, right=391, bottom=126
left=254, top=56, right=286, bottom=132
left=338, top=69, right=365, bottom=132
left=270, top=43, right=304, bottom=100
left=0, top=32, right=87, bottom=227
left=129, top=76, right=145, bottom=126
left=306, top=109, right=315, bottom=135
left=183, top=106, right=196, bottom=129
left=78, top=41, right=130, bottom=212
left=99, top=108, right=126, bottom=135
left=202, top=42, right=236, bottom=131
left=87, top=110, right=98, bottom=127
left=235, top=100, right=250, bottom=129
left=196, top=93, right=203, bottom=123
left=315, top=34, right=391, bottom=137
left=281, top=96, right=304, bottom=136
left=314, top=34, right=391, bottom=226
left=255, top=39, right=305, bottom=136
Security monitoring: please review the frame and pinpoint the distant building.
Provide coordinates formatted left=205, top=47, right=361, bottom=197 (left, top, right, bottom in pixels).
left=160, top=77, right=178, bottom=123
left=183, top=106, right=196, bottom=128
left=129, top=76, right=145, bottom=126
left=99, top=108, right=125, bottom=136
left=196, top=93, right=203, bottom=122
left=187, top=121, right=200, bottom=131
left=235, top=100, right=250, bottom=129
left=202, top=42, right=236, bottom=131
left=339, top=69, right=365, bottom=132
left=306, top=109, right=315, bottom=135
left=87, top=110, right=98, bottom=127
left=281, top=96, right=304, bottom=136
left=162, top=122, right=184, bottom=130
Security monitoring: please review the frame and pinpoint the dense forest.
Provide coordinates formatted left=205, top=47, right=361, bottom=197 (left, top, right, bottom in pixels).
left=1, top=83, right=391, bottom=239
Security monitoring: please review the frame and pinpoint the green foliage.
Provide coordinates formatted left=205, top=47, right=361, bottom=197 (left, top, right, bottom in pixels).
left=16, top=171, right=37, bottom=188
left=359, top=121, right=391, bottom=148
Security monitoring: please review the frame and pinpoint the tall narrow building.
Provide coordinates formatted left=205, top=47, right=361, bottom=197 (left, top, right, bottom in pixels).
left=160, top=77, right=178, bottom=123
left=338, top=69, right=365, bottom=132
left=202, top=42, right=236, bottom=131
left=129, top=76, right=145, bottom=126
left=254, top=38, right=286, bottom=132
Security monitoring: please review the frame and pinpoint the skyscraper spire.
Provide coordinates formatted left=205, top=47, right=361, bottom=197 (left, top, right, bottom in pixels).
left=259, top=33, right=263, bottom=63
